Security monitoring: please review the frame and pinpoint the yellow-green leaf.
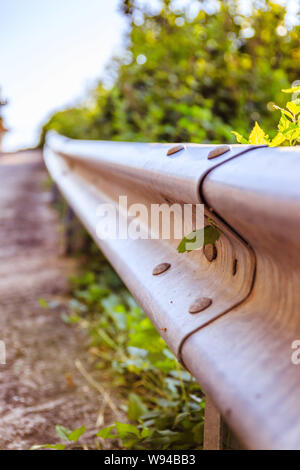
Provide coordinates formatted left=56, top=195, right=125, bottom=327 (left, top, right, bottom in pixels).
left=248, top=122, right=270, bottom=145
left=115, top=422, right=140, bottom=438
left=282, top=86, right=300, bottom=94
left=278, top=114, right=290, bottom=132
left=285, top=126, right=300, bottom=142
left=273, top=105, right=294, bottom=121
left=231, top=131, right=248, bottom=144
left=286, top=101, right=300, bottom=116
left=128, top=393, right=148, bottom=421
left=270, top=133, right=286, bottom=147
left=97, top=425, right=115, bottom=439
left=39, top=297, right=49, bottom=309
left=68, top=425, right=86, bottom=442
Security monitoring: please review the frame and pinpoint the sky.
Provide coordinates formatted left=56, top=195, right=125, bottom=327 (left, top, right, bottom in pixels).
left=0, top=0, right=126, bottom=151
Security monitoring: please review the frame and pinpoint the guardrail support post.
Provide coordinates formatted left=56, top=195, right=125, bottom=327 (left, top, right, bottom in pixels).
left=51, top=183, right=59, bottom=204
left=64, top=205, right=75, bottom=255
left=203, top=394, right=224, bottom=450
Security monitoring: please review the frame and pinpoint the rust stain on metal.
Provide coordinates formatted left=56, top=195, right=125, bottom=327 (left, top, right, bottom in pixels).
left=204, top=244, right=217, bottom=262
left=208, top=145, right=231, bottom=160
left=152, top=262, right=171, bottom=276
left=232, top=258, right=238, bottom=276
left=167, top=144, right=185, bottom=156
left=189, top=297, right=212, bottom=314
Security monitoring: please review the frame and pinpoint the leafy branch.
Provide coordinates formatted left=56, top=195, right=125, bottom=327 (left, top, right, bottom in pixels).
left=232, top=86, right=300, bottom=147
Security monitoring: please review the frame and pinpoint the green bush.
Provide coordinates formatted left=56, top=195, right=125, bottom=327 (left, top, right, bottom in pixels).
left=233, top=86, right=300, bottom=145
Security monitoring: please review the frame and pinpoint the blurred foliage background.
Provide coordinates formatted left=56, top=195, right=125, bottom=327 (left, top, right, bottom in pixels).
left=39, top=0, right=300, bottom=145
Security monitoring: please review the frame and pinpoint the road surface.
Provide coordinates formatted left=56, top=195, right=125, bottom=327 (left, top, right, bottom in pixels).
left=0, top=151, right=119, bottom=449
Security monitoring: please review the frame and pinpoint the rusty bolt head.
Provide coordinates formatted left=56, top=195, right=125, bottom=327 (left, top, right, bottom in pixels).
left=167, top=144, right=185, bottom=156
left=189, top=297, right=212, bottom=314
left=204, top=244, right=217, bottom=262
left=152, top=262, right=171, bottom=276
left=208, top=145, right=231, bottom=160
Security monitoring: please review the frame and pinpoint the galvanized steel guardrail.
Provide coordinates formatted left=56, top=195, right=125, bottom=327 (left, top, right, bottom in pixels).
left=44, top=132, right=300, bottom=450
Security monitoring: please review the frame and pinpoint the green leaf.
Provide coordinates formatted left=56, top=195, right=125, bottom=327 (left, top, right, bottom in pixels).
left=282, top=86, right=300, bottom=94
left=248, top=122, right=270, bottom=145
left=31, top=444, right=66, bottom=450
left=141, top=428, right=152, bottom=438
left=177, top=225, right=221, bottom=253
left=115, top=422, right=140, bottom=438
left=55, top=425, right=72, bottom=441
left=68, top=425, right=86, bottom=442
left=174, top=412, right=190, bottom=427
left=128, top=393, right=148, bottom=421
left=97, top=425, right=115, bottom=439
left=61, top=313, right=80, bottom=324
left=39, top=297, right=49, bottom=309
left=202, top=224, right=221, bottom=245
left=191, top=422, right=204, bottom=443
left=231, top=131, right=248, bottom=144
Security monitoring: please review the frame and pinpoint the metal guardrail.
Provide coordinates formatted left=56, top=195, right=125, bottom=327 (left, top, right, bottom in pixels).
left=44, top=132, right=300, bottom=450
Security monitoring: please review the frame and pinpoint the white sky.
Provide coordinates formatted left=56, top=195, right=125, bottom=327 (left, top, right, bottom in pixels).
left=0, top=0, right=126, bottom=151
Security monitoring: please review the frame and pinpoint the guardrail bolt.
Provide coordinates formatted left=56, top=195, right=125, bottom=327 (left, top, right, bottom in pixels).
left=152, top=262, right=171, bottom=276
left=189, top=297, right=212, bottom=314
left=204, top=244, right=217, bottom=262
left=167, top=144, right=185, bottom=156
left=208, top=145, right=231, bottom=160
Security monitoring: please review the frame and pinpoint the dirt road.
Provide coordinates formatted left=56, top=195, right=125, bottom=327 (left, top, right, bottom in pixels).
left=0, top=151, right=115, bottom=450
